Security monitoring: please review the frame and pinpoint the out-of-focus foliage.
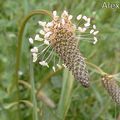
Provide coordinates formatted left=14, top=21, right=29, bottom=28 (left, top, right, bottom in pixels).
left=0, top=0, right=120, bottom=120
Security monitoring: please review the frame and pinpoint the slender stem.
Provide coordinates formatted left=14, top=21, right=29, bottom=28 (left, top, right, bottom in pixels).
left=12, top=10, right=52, bottom=120
left=58, top=69, right=74, bottom=120
left=15, top=10, right=52, bottom=89
left=30, top=54, right=38, bottom=120
left=86, top=61, right=106, bottom=75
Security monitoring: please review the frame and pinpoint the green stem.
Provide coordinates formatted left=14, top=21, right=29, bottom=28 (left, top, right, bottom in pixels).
left=15, top=10, right=52, bottom=89
left=86, top=61, right=106, bottom=75
left=29, top=54, right=38, bottom=120
left=58, top=68, right=74, bottom=120
left=12, top=10, right=52, bottom=120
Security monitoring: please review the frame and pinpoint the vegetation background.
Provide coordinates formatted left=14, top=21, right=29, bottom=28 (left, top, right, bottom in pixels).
left=0, top=0, right=120, bottom=120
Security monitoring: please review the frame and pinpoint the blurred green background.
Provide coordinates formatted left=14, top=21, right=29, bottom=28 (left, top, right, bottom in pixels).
left=0, top=0, right=120, bottom=120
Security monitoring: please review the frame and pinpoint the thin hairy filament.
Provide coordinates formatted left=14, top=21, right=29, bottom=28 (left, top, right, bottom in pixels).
left=76, top=30, right=92, bottom=34
left=77, top=34, right=93, bottom=37
left=47, top=52, right=54, bottom=64
left=41, top=47, right=52, bottom=60
left=76, top=36, right=94, bottom=39
left=37, top=43, right=45, bottom=48
left=77, top=21, right=86, bottom=27
left=37, top=46, right=50, bottom=56
left=53, top=54, right=56, bottom=67
left=44, top=49, right=54, bottom=61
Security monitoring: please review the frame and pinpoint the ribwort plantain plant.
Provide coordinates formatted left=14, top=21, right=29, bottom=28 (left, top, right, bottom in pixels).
left=15, top=9, right=120, bottom=120
left=29, top=10, right=99, bottom=87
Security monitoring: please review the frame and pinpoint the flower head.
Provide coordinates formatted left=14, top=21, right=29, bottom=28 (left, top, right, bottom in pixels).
left=29, top=10, right=99, bottom=87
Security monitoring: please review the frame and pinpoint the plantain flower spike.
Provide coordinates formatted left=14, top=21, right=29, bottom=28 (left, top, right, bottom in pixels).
left=29, top=10, right=99, bottom=87
left=102, top=74, right=120, bottom=104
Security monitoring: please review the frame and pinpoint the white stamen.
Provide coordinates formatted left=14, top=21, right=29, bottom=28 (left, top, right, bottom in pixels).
left=44, top=40, right=49, bottom=45
left=93, top=25, right=96, bottom=29
left=62, top=64, right=67, bottom=68
left=84, top=22, right=90, bottom=27
left=52, top=11, right=59, bottom=21
left=29, top=37, right=33, bottom=44
left=68, top=15, right=73, bottom=20
left=31, top=47, right=38, bottom=53
left=52, top=66, right=56, bottom=72
left=82, top=27, right=87, bottom=32
left=39, top=61, right=49, bottom=67
left=90, top=29, right=94, bottom=34
left=44, top=32, right=52, bottom=38
left=63, top=10, right=68, bottom=16
left=53, top=11, right=57, bottom=16
left=35, top=34, right=43, bottom=41
left=46, top=22, right=53, bottom=27
left=61, top=18, right=65, bottom=25
left=93, top=37, right=98, bottom=44
left=93, top=31, right=99, bottom=35
left=87, top=18, right=91, bottom=23
left=73, top=24, right=76, bottom=29
left=38, top=21, right=46, bottom=27
left=32, top=53, right=37, bottom=62
left=82, top=16, right=88, bottom=21
left=54, top=16, right=59, bottom=21
left=78, top=27, right=83, bottom=32
left=39, top=30, right=45, bottom=35
left=78, top=27, right=86, bottom=32
left=57, top=64, right=62, bottom=68
left=76, top=14, right=82, bottom=20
